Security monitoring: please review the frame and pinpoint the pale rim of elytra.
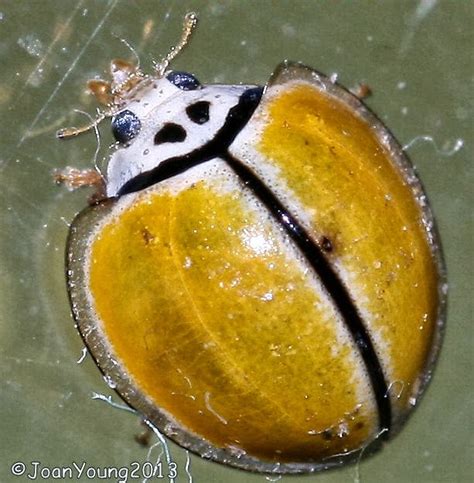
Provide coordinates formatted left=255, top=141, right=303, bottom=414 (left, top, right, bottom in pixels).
left=65, top=62, right=447, bottom=474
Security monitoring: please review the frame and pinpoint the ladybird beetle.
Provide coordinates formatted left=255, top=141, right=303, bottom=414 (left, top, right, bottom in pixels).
left=59, top=13, right=446, bottom=473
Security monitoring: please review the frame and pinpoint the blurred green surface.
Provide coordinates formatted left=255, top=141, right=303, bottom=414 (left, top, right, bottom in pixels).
left=1, top=1, right=472, bottom=482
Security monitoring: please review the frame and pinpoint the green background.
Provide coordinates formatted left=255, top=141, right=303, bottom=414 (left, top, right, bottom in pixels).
left=1, top=1, right=472, bottom=482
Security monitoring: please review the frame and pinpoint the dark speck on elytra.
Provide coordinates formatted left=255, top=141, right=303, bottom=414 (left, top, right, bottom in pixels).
left=320, top=236, right=333, bottom=253
left=141, top=228, right=155, bottom=244
left=322, top=430, right=333, bottom=441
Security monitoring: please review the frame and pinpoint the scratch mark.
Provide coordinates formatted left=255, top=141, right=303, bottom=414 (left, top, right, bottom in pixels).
left=148, top=0, right=178, bottom=63
left=1, top=187, right=55, bottom=224
left=143, top=441, right=164, bottom=483
left=184, top=451, right=193, bottom=483
left=91, top=392, right=136, bottom=413
left=399, top=0, right=438, bottom=56
left=2, top=354, right=64, bottom=368
left=143, top=419, right=175, bottom=483
left=77, top=346, right=88, bottom=364
left=17, top=0, right=119, bottom=148
left=204, top=391, right=228, bottom=425
left=403, top=135, right=464, bottom=156
left=20, top=1, right=85, bottom=93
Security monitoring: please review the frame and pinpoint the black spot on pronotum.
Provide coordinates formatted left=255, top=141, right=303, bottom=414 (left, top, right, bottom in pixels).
left=166, top=71, right=201, bottom=90
left=186, top=101, right=210, bottom=124
left=111, top=110, right=141, bottom=144
left=154, top=123, right=187, bottom=145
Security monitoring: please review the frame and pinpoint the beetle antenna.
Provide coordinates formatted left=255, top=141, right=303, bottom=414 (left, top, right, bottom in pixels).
left=75, top=109, right=104, bottom=175
left=116, top=36, right=142, bottom=71
left=154, top=12, right=198, bottom=77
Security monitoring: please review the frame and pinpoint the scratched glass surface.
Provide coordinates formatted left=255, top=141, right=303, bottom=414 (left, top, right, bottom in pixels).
left=1, top=1, right=472, bottom=482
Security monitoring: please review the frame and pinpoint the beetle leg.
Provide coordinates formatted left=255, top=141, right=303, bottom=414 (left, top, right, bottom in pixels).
left=134, top=418, right=154, bottom=447
left=350, top=82, right=373, bottom=99
left=54, top=167, right=106, bottom=202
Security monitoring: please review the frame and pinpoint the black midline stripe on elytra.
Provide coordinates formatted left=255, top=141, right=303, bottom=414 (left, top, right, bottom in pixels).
left=117, top=85, right=391, bottom=433
left=118, top=86, right=264, bottom=196
left=222, top=151, right=392, bottom=434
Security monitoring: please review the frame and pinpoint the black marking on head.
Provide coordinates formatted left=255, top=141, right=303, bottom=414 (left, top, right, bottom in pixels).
left=166, top=71, right=201, bottom=90
left=154, top=123, right=187, bottom=145
left=119, top=86, right=264, bottom=196
left=186, top=101, right=210, bottom=125
left=111, top=110, right=141, bottom=144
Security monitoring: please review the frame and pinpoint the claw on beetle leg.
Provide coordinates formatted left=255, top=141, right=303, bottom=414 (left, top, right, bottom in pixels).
left=56, top=111, right=107, bottom=139
left=54, top=167, right=103, bottom=189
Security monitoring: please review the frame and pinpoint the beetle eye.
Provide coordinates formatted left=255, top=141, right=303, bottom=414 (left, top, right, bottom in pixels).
left=166, top=71, right=201, bottom=90
left=111, top=110, right=141, bottom=144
